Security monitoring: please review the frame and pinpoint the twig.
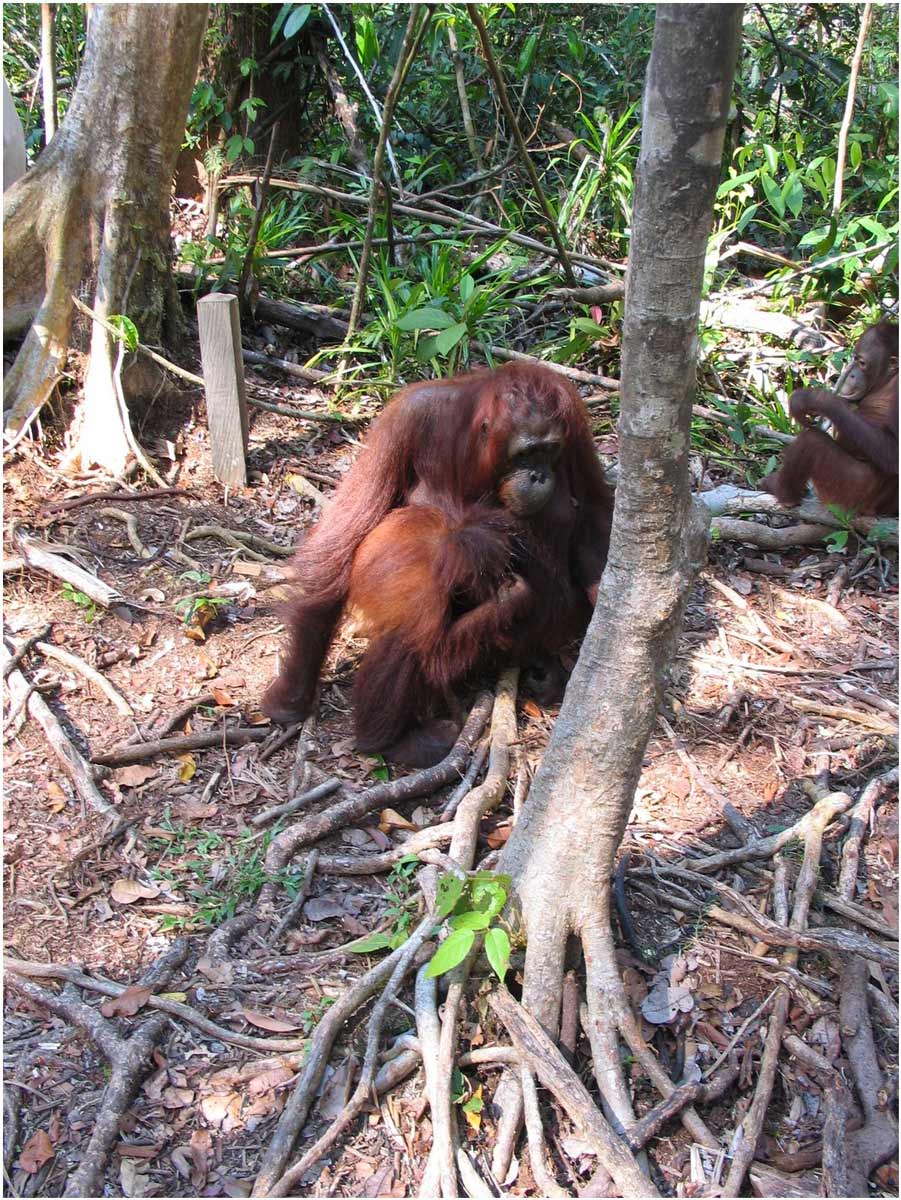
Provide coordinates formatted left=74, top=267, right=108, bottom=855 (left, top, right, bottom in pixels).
left=71, top=293, right=205, bottom=389
left=35, top=641, right=133, bottom=715
left=93, top=726, right=270, bottom=766
left=258, top=692, right=492, bottom=910
left=440, top=737, right=488, bottom=820
left=4, top=958, right=309, bottom=1053
left=346, top=7, right=429, bottom=339
left=14, top=529, right=123, bottom=607
left=722, top=785, right=850, bottom=1195
left=238, top=120, right=280, bottom=316
left=833, top=4, right=873, bottom=214
left=269, top=849, right=319, bottom=947
left=627, top=1056, right=740, bottom=1151
left=6, top=939, right=188, bottom=1198
left=470, top=339, right=619, bottom=389
left=3, top=638, right=121, bottom=824
left=268, top=910, right=436, bottom=1196
left=678, top=789, right=854, bottom=874
left=838, top=769, right=896, bottom=900
left=41, top=486, right=196, bottom=514
left=184, top=523, right=293, bottom=559
left=251, top=917, right=434, bottom=1195
left=321, top=4, right=402, bottom=190
left=2, top=623, right=51, bottom=679
left=790, top=696, right=897, bottom=736
left=250, top=778, right=342, bottom=828
left=468, top=6, right=577, bottom=287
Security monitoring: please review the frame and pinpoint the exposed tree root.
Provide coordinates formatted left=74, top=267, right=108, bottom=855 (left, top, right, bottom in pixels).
left=491, top=988, right=658, bottom=1196
left=5, top=939, right=188, bottom=1196
left=257, top=692, right=493, bottom=913
left=265, top=913, right=436, bottom=1196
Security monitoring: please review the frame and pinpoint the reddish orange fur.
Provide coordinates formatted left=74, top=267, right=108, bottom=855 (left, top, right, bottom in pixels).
left=761, top=322, right=898, bottom=516
left=263, top=362, right=613, bottom=762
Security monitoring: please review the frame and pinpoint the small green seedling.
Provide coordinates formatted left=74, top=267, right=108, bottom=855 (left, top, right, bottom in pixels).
left=425, top=870, right=512, bottom=982
left=61, top=582, right=98, bottom=624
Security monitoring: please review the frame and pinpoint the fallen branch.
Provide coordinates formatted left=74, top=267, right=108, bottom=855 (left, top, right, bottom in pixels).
left=701, top=484, right=899, bottom=545
left=93, top=726, right=270, bottom=766
left=470, top=340, right=620, bottom=389
left=13, top=529, right=123, bottom=607
left=4, top=957, right=308, bottom=1053
left=35, top=641, right=133, bottom=716
left=3, top=638, right=121, bottom=824
left=250, top=778, right=342, bottom=828
left=722, top=783, right=837, bottom=1196
left=6, top=939, right=188, bottom=1198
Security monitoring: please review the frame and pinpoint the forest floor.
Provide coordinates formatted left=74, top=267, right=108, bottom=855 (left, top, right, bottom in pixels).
left=3, top=314, right=898, bottom=1198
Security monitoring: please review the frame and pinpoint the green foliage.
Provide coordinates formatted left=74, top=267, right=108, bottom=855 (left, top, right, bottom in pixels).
left=108, top=315, right=140, bottom=353
left=2, top=3, right=85, bottom=155
left=347, top=854, right=421, bottom=954
left=61, top=582, right=98, bottom=624
left=180, top=193, right=313, bottom=295
left=149, top=815, right=291, bottom=930
left=426, top=870, right=512, bottom=982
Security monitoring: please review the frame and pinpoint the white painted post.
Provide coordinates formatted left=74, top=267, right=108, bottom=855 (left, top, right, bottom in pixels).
left=197, top=293, right=248, bottom=487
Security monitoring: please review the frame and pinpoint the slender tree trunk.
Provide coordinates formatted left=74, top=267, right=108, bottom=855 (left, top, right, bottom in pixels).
left=41, top=4, right=58, bottom=143
left=3, top=3, right=207, bottom=472
left=832, top=1, right=872, bottom=215
left=495, top=0, right=742, bottom=1169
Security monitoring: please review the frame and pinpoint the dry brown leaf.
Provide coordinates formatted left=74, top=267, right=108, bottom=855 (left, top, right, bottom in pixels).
left=116, top=1144, right=160, bottom=1160
left=197, top=956, right=234, bottom=985
left=176, top=754, right=197, bottom=782
left=247, top=1066, right=295, bottom=1096
left=16, top=1129, right=54, bottom=1174
left=522, top=700, right=543, bottom=719
left=46, top=781, right=68, bottom=812
left=175, top=798, right=217, bottom=821
left=111, top=879, right=161, bottom=905
left=160, top=1086, right=194, bottom=1108
left=116, top=765, right=158, bottom=787
left=211, top=686, right=235, bottom=706
left=241, top=1007, right=303, bottom=1033
left=101, top=986, right=152, bottom=1018
left=378, top=808, right=416, bottom=833
left=120, top=1158, right=151, bottom=1198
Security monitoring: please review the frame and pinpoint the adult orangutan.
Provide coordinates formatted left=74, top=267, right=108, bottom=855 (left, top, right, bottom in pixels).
left=760, top=321, right=898, bottom=516
left=263, top=362, right=614, bottom=765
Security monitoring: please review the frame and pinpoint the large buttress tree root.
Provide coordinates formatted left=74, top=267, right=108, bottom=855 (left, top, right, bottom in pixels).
left=3, top=4, right=207, bottom=472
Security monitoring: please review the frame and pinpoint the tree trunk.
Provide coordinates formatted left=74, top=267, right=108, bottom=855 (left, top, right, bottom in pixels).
left=3, top=3, right=207, bottom=472
left=495, top=0, right=743, bottom=1168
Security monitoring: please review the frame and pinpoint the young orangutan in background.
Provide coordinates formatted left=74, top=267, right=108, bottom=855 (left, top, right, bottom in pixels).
left=760, top=321, right=898, bottom=516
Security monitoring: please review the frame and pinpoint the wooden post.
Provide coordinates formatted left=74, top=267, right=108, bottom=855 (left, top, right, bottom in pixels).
left=197, top=293, right=248, bottom=487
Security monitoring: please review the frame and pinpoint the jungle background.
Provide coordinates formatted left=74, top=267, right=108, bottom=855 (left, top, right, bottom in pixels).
left=2, top=4, right=898, bottom=1198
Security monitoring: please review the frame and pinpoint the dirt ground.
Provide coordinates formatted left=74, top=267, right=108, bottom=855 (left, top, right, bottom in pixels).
left=3, top=333, right=898, bottom=1197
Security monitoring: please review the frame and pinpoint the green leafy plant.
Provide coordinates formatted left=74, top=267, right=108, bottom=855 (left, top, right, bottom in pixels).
left=149, top=817, right=292, bottom=930
left=347, top=854, right=421, bottom=953
left=425, top=870, right=512, bottom=982
left=61, top=582, right=98, bottom=624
